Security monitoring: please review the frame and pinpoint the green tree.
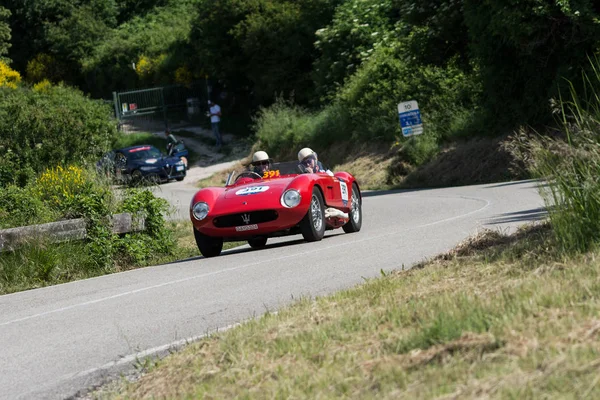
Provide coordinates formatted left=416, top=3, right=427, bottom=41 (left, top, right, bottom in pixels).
left=82, top=1, right=197, bottom=96
left=0, top=7, right=10, bottom=64
left=117, top=0, right=169, bottom=23
left=3, top=0, right=118, bottom=86
left=189, top=0, right=341, bottom=106
left=313, top=0, right=396, bottom=100
left=463, top=0, right=600, bottom=127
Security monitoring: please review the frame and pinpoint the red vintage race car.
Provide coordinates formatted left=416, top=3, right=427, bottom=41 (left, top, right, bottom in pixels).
left=189, top=161, right=362, bottom=257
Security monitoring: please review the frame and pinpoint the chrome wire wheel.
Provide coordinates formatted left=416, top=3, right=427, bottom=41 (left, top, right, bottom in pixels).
left=343, top=183, right=362, bottom=234
left=310, top=194, right=323, bottom=232
left=351, top=188, right=360, bottom=224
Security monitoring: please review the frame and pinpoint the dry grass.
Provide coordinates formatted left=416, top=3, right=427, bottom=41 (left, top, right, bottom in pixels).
left=398, top=135, right=528, bottom=188
left=197, top=135, right=528, bottom=191
left=98, top=223, right=600, bottom=399
left=197, top=142, right=396, bottom=190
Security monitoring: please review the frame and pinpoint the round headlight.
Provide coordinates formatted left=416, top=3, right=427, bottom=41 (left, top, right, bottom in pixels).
left=192, top=202, right=210, bottom=220
left=281, top=189, right=301, bottom=208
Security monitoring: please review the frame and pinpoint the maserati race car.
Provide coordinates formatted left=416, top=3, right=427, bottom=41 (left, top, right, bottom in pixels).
left=189, top=161, right=362, bottom=257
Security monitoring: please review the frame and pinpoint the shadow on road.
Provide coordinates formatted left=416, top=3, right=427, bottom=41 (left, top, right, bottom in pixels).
left=484, top=179, right=545, bottom=189
left=485, top=207, right=548, bottom=225
left=168, top=232, right=347, bottom=263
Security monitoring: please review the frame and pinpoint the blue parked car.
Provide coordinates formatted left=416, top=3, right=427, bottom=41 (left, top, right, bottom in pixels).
left=97, top=144, right=187, bottom=184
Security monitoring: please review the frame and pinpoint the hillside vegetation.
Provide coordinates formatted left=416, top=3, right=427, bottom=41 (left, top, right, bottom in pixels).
left=1, top=1, right=600, bottom=290
left=1, top=1, right=599, bottom=173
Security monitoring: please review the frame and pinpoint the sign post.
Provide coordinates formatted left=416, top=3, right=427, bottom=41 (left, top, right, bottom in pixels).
left=398, top=100, right=423, bottom=137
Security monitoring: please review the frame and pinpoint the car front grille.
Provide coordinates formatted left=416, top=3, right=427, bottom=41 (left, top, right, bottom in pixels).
left=213, top=210, right=278, bottom=228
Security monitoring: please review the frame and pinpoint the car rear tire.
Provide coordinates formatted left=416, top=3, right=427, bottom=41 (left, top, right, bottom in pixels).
left=343, top=183, right=362, bottom=233
left=194, top=228, right=223, bottom=258
left=176, top=177, right=185, bottom=182
left=300, top=187, right=326, bottom=242
left=248, top=237, right=268, bottom=249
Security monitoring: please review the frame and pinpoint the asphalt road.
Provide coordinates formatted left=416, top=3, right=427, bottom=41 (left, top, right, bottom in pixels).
left=0, top=180, right=546, bottom=400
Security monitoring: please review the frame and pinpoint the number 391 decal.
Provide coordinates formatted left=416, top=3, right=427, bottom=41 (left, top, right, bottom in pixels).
left=262, top=170, right=281, bottom=178
left=235, top=186, right=270, bottom=196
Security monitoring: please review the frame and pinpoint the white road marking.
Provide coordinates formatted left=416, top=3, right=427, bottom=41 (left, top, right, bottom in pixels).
left=1, top=194, right=490, bottom=328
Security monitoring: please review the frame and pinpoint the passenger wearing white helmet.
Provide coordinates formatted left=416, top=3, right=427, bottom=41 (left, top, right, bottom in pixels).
left=250, top=150, right=272, bottom=174
left=297, top=147, right=325, bottom=174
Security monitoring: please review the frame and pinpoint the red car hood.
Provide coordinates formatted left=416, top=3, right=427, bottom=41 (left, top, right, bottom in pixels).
left=222, top=177, right=295, bottom=200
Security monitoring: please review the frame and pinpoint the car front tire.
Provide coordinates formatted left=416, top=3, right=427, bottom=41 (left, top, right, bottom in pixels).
left=300, top=187, right=326, bottom=242
left=131, top=169, right=143, bottom=183
left=194, top=228, right=223, bottom=257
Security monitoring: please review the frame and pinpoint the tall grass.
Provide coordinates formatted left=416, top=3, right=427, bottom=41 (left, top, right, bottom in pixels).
left=522, top=58, right=600, bottom=252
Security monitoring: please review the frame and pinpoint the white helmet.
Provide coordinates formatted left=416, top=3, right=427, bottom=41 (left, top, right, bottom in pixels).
left=252, top=150, right=271, bottom=164
left=298, top=147, right=316, bottom=162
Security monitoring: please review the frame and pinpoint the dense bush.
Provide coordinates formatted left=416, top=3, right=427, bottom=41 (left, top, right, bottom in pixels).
left=0, top=83, right=117, bottom=187
left=256, top=39, right=480, bottom=166
left=0, top=164, right=174, bottom=286
left=0, top=184, right=57, bottom=229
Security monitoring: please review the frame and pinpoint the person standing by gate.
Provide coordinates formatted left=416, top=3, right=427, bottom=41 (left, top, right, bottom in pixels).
left=207, top=99, right=222, bottom=150
left=165, top=129, right=178, bottom=156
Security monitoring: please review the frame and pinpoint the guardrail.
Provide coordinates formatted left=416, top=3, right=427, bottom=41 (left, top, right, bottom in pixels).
left=0, top=213, right=145, bottom=252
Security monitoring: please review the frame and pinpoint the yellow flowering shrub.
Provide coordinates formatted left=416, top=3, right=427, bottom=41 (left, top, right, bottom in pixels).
left=174, top=66, right=193, bottom=85
left=33, top=79, right=52, bottom=92
left=36, top=165, right=90, bottom=208
left=135, top=55, right=152, bottom=77
left=26, top=53, right=56, bottom=83
left=135, top=54, right=167, bottom=80
left=0, top=61, right=21, bottom=89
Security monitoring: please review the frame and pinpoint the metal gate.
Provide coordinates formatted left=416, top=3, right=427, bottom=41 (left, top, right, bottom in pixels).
left=112, top=82, right=209, bottom=132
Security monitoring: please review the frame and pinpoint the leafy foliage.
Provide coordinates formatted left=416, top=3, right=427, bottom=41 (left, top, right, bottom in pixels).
left=0, top=6, right=10, bottom=64
left=313, top=0, right=396, bottom=99
left=0, top=60, right=20, bottom=88
left=463, top=0, right=600, bottom=127
left=0, top=164, right=176, bottom=289
left=3, top=0, right=119, bottom=87
left=81, top=1, right=197, bottom=96
left=188, top=0, right=341, bottom=106
left=257, top=39, right=479, bottom=165
left=0, top=185, right=57, bottom=229
left=0, top=84, right=117, bottom=187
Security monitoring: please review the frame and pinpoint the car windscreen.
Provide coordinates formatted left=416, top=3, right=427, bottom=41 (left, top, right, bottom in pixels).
left=270, top=161, right=303, bottom=175
left=127, top=147, right=162, bottom=161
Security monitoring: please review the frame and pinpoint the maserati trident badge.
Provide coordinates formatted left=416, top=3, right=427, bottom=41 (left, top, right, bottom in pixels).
left=241, top=213, right=251, bottom=225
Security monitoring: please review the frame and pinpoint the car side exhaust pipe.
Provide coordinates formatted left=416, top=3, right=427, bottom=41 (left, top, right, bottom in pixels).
left=325, top=207, right=349, bottom=228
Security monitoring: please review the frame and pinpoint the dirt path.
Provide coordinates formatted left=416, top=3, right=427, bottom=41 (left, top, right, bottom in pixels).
left=149, top=126, right=251, bottom=186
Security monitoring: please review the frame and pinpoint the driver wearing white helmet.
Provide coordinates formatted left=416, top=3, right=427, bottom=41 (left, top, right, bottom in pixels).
left=298, top=147, right=325, bottom=174
left=250, top=150, right=272, bottom=175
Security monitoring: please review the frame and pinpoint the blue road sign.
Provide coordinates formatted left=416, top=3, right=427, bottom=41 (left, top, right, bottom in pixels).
left=398, top=100, right=423, bottom=137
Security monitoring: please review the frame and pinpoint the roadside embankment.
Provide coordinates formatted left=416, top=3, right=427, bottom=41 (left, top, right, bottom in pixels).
left=103, top=223, right=600, bottom=399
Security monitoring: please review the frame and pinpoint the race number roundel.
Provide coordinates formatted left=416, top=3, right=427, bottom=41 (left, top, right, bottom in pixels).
left=235, top=186, right=270, bottom=196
